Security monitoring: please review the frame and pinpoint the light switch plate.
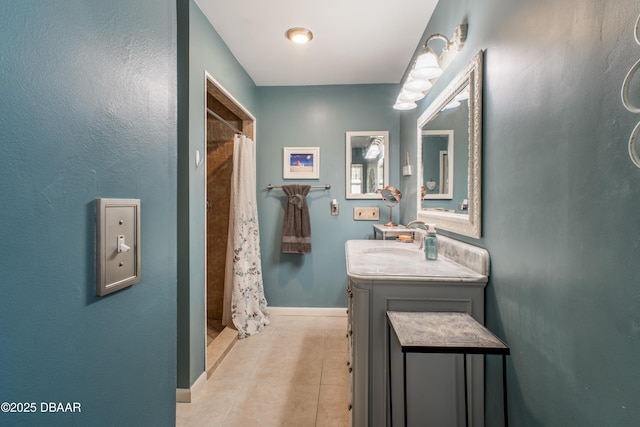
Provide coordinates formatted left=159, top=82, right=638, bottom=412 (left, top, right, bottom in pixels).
left=95, top=198, right=141, bottom=296
left=354, top=207, right=379, bottom=220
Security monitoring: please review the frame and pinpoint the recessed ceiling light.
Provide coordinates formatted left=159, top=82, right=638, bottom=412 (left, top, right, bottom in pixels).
left=286, top=27, right=313, bottom=44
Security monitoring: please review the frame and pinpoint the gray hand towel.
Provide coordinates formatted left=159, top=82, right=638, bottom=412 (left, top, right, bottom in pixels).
left=281, top=184, right=311, bottom=254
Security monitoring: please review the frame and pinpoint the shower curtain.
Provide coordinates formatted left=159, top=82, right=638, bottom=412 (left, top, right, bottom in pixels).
left=222, top=134, right=270, bottom=338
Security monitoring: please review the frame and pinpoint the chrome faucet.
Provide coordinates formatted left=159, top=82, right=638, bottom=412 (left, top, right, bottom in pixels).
left=405, top=220, right=425, bottom=229
left=405, top=220, right=428, bottom=249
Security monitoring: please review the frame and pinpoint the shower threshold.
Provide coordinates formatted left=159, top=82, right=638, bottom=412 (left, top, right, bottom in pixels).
left=206, top=326, right=238, bottom=378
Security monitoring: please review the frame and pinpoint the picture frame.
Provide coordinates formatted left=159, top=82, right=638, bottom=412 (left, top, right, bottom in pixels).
left=283, top=147, right=320, bottom=179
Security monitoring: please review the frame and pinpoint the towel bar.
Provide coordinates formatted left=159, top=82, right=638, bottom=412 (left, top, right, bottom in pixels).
left=266, top=184, right=331, bottom=190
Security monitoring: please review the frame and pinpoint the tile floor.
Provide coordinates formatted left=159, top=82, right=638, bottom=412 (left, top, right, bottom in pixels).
left=176, top=314, right=350, bottom=427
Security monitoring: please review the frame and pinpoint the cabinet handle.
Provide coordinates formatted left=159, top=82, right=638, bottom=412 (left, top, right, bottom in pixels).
left=348, top=367, right=353, bottom=373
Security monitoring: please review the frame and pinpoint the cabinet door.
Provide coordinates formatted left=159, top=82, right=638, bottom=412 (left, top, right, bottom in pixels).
left=351, top=284, right=370, bottom=427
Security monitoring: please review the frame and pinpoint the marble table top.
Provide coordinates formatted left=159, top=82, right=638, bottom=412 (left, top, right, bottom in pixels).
left=373, top=224, right=412, bottom=232
left=386, top=311, right=509, bottom=354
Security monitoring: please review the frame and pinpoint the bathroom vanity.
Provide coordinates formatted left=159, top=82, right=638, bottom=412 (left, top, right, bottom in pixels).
left=346, top=237, right=489, bottom=426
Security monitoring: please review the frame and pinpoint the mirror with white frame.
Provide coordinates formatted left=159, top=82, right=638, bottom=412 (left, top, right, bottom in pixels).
left=346, top=131, right=389, bottom=199
left=417, top=50, right=483, bottom=238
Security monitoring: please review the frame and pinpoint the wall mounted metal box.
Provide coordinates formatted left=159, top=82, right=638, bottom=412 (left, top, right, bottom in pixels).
left=95, top=198, right=141, bottom=296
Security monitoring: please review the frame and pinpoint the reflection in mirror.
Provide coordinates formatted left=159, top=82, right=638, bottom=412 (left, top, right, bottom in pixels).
left=422, top=130, right=454, bottom=200
left=346, top=131, right=389, bottom=199
left=416, top=50, right=483, bottom=238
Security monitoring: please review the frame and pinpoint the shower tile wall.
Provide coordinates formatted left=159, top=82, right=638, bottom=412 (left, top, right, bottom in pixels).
left=206, top=120, right=236, bottom=325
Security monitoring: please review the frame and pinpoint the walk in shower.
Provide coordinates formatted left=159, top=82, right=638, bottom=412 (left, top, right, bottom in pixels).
left=204, top=77, right=256, bottom=373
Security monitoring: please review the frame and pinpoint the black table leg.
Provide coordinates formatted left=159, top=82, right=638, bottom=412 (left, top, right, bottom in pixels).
left=463, top=353, right=469, bottom=427
left=403, top=351, right=407, bottom=427
left=503, top=354, right=509, bottom=427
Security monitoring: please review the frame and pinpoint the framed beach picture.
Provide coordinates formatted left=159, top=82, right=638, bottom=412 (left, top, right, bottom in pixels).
left=283, top=147, right=320, bottom=179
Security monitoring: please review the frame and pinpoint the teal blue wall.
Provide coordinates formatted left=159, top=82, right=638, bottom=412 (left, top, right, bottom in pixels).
left=256, top=85, right=399, bottom=307
left=176, top=0, right=257, bottom=388
left=399, top=0, right=640, bottom=424
left=0, top=1, right=177, bottom=426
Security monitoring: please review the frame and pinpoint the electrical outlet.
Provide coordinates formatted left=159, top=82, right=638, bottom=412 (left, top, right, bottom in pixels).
left=354, top=207, right=379, bottom=220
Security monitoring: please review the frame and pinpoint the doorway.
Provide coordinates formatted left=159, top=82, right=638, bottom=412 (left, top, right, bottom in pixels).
left=204, top=74, right=255, bottom=374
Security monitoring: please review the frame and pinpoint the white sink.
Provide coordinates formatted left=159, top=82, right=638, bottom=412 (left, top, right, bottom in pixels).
left=361, top=246, right=420, bottom=256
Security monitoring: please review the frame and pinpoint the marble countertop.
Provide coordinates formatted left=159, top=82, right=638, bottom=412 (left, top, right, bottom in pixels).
left=387, top=311, right=509, bottom=353
left=345, top=240, right=488, bottom=283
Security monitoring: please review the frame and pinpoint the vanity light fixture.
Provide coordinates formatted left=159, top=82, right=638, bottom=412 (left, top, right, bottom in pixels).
left=393, top=101, right=418, bottom=111
left=398, top=90, right=425, bottom=102
left=286, top=27, right=313, bottom=44
left=442, top=100, right=461, bottom=110
left=364, top=138, right=383, bottom=159
left=412, top=48, right=443, bottom=80
left=393, top=23, right=468, bottom=110
left=454, top=87, right=470, bottom=101
left=403, top=75, right=433, bottom=93
left=443, top=86, right=471, bottom=110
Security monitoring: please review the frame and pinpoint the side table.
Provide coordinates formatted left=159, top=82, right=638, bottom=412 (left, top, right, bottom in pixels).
left=386, top=311, right=510, bottom=427
left=372, top=224, right=415, bottom=240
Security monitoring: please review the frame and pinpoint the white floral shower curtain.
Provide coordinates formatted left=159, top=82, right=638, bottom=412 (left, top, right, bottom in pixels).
left=222, top=134, right=270, bottom=338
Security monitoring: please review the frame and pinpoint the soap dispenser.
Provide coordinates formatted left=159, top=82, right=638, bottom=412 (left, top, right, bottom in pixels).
left=424, top=224, right=438, bottom=260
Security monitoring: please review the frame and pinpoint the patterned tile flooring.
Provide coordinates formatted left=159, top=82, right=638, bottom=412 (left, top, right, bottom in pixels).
left=176, top=314, right=350, bottom=427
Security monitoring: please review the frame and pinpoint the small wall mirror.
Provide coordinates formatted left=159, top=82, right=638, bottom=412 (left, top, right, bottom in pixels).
left=417, top=50, right=483, bottom=238
left=346, top=131, right=389, bottom=199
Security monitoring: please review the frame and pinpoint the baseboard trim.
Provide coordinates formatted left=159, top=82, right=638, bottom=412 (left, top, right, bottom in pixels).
left=268, top=307, right=347, bottom=317
left=176, top=371, right=207, bottom=403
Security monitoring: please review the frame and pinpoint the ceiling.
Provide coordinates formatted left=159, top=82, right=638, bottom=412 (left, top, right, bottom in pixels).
left=195, top=0, right=439, bottom=86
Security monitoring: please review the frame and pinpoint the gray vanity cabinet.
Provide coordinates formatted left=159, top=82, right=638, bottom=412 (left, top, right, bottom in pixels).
left=345, top=239, right=489, bottom=427
left=349, top=283, right=370, bottom=426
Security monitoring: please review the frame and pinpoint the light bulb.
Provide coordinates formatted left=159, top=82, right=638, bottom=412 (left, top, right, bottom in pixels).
left=398, top=90, right=425, bottom=102
left=414, top=50, right=442, bottom=80
left=291, top=34, right=309, bottom=43
left=403, top=78, right=432, bottom=93
left=411, top=67, right=442, bottom=81
left=443, top=100, right=460, bottom=110
left=393, top=101, right=417, bottom=110
left=416, top=50, right=439, bottom=69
